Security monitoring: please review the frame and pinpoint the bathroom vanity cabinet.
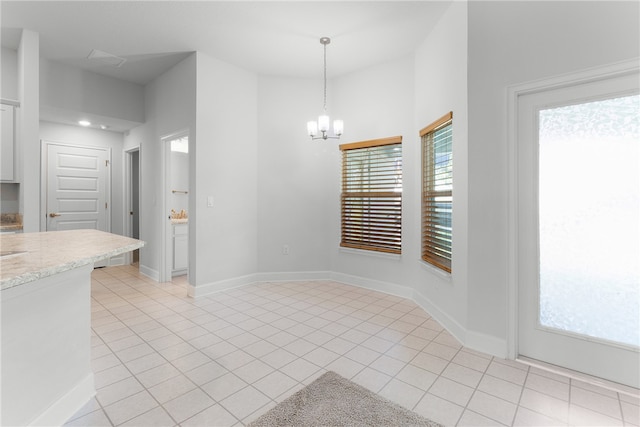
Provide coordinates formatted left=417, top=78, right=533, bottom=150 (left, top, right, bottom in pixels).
left=172, top=221, right=188, bottom=275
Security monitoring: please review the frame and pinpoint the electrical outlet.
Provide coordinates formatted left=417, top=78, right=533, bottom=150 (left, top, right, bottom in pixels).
left=282, top=245, right=289, bottom=255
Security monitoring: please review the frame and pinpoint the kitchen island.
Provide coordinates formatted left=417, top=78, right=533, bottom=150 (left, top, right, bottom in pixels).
left=1, top=230, right=144, bottom=426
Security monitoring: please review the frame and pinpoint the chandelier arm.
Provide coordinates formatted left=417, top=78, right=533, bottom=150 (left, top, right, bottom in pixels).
left=311, top=136, right=340, bottom=140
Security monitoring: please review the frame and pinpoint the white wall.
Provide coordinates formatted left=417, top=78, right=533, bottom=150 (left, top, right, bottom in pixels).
left=18, top=30, right=39, bottom=232
left=40, top=59, right=145, bottom=125
left=412, top=1, right=470, bottom=344
left=124, top=54, right=196, bottom=280
left=255, top=57, right=420, bottom=287
left=256, top=76, right=333, bottom=276
left=39, top=121, right=125, bottom=236
left=329, top=56, right=417, bottom=292
left=191, top=52, right=258, bottom=292
left=466, top=1, right=640, bottom=347
left=1, top=47, right=18, bottom=100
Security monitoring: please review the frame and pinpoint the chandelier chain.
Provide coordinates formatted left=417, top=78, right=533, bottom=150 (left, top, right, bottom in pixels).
left=323, top=42, right=327, bottom=112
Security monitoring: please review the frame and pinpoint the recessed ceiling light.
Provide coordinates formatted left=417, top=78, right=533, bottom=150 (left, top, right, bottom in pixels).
left=100, top=125, right=109, bottom=130
left=78, top=120, right=91, bottom=127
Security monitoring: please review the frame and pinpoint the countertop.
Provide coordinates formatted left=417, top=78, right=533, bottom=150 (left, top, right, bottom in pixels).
left=1, top=230, right=145, bottom=291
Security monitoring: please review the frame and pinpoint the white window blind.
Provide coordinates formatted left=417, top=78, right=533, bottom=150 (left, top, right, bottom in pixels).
left=340, top=136, right=403, bottom=254
left=420, top=112, right=453, bottom=272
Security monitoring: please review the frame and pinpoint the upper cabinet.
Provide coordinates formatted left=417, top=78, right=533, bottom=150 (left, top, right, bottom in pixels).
left=1, top=102, right=17, bottom=182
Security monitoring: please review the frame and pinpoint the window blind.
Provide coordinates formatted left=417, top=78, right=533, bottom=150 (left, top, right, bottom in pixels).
left=340, top=136, right=402, bottom=254
left=420, top=112, right=453, bottom=272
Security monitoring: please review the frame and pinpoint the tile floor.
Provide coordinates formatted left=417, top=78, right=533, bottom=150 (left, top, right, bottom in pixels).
left=64, top=265, right=640, bottom=426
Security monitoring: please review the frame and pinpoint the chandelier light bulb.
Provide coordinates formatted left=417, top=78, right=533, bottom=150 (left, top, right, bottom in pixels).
left=318, top=114, right=330, bottom=132
left=307, top=121, right=318, bottom=137
left=333, top=119, right=344, bottom=136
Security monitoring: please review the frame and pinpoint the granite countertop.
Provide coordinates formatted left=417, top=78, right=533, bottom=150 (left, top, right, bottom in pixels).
left=1, top=229, right=145, bottom=291
left=0, top=213, right=23, bottom=231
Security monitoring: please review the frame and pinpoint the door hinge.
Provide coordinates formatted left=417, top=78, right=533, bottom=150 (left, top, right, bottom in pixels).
left=105, top=202, right=108, bottom=209
left=105, top=160, right=110, bottom=167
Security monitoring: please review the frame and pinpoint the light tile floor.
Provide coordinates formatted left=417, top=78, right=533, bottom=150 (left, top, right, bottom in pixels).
left=64, top=265, right=640, bottom=426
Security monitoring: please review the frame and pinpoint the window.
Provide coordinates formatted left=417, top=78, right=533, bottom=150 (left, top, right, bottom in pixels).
left=420, top=112, right=453, bottom=272
left=340, top=136, right=403, bottom=254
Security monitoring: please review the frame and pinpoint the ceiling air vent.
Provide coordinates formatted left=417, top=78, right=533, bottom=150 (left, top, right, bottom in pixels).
left=87, top=49, right=127, bottom=68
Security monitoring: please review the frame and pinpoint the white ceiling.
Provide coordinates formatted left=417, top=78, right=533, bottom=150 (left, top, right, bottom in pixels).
left=1, top=1, right=452, bottom=84
left=1, top=1, right=451, bottom=132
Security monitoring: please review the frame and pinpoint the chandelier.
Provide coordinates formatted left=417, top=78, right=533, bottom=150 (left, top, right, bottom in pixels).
left=307, top=37, right=343, bottom=140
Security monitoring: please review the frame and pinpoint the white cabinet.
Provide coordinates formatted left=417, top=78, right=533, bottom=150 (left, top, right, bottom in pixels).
left=172, top=223, right=188, bottom=275
left=1, top=104, right=15, bottom=182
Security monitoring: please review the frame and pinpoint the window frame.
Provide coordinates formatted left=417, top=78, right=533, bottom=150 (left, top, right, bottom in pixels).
left=339, top=136, right=403, bottom=255
left=420, top=112, right=453, bottom=273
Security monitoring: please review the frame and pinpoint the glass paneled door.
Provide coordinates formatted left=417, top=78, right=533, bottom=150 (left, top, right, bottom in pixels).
left=516, top=66, right=639, bottom=388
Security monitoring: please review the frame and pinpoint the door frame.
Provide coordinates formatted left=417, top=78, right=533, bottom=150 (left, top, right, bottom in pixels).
left=160, top=129, right=189, bottom=283
left=124, top=146, right=141, bottom=266
left=506, top=58, right=640, bottom=362
left=40, top=140, right=112, bottom=233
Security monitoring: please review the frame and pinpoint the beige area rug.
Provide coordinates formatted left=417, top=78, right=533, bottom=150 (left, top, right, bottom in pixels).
left=248, top=371, right=443, bottom=427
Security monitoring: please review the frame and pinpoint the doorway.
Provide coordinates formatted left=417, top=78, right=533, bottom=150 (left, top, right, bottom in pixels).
left=162, top=131, right=189, bottom=282
left=125, top=147, right=140, bottom=265
left=511, top=63, right=639, bottom=387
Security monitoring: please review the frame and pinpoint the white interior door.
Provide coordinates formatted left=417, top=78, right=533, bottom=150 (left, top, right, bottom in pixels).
left=516, top=69, right=639, bottom=388
left=45, top=143, right=109, bottom=232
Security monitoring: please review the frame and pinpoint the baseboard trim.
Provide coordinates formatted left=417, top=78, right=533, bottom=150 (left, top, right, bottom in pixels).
left=466, top=330, right=508, bottom=359
left=255, top=270, right=332, bottom=283
left=329, top=272, right=414, bottom=299
left=188, top=271, right=335, bottom=298
left=188, top=273, right=259, bottom=298
left=412, top=289, right=467, bottom=347
left=184, top=270, right=508, bottom=360
left=30, top=373, right=95, bottom=427
left=107, top=254, right=126, bottom=267
left=139, top=264, right=159, bottom=282
left=411, top=289, right=508, bottom=357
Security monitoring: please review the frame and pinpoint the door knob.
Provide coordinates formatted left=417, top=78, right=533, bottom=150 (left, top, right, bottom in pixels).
left=49, top=213, right=61, bottom=218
